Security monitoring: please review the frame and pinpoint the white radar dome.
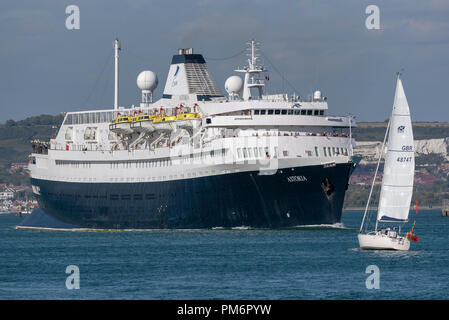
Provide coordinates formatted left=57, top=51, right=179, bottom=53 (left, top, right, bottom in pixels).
left=137, top=70, right=158, bottom=92
left=225, top=76, right=243, bottom=95
left=313, top=90, right=321, bottom=100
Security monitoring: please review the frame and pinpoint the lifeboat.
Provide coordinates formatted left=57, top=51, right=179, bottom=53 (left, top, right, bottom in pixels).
left=153, top=115, right=177, bottom=132
left=175, top=112, right=201, bottom=131
left=130, top=114, right=156, bottom=133
left=109, top=116, right=134, bottom=135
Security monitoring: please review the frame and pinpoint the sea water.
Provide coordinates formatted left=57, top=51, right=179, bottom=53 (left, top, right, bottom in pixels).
left=0, top=210, right=448, bottom=299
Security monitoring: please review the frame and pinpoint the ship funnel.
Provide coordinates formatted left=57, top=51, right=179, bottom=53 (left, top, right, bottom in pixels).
left=162, top=48, right=223, bottom=101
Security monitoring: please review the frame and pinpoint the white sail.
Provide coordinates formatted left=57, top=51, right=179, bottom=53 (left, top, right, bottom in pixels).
left=377, top=76, right=414, bottom=222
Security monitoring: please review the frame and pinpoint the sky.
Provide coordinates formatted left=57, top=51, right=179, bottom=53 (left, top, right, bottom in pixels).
left=0, top=0, right=448, bottom=122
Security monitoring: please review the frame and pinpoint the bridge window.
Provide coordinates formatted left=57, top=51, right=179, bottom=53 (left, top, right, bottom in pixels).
left=281, top=110, right=287, bottom=115
left=323, top=147, right=327, bottom=157
left=65, top=127, right=73, bottom=140
left=275, top=110, right=280, bottom=115
left=64, top=114, right=72, bottom=125
left=287, top=110, right=293, bottom=115
left=254, top=110, right=260, bottom=115
left=260, top=110, right=266, bottom=115
left=301, top=110, right=306, bottom=115
left=307, top=110, right=312, bottom=115
left=84, top=127, right=97, bottom=140
left=314, top=110, right=319, bottom=116
left=268, top=110, right=274, bottom=115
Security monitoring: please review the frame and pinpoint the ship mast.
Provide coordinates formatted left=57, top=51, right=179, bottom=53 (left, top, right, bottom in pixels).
left=235, top=39, right=266, bottom=101
left=114, top=38, right=120, bottom=110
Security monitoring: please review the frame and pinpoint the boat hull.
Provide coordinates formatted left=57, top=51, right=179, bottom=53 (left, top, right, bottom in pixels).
left=131, top=121, right=155, bottom=133
left=153, top=122, right=177, bottom=132
left=109, top=123, right=133, bottom=135
left=358, top=232, right=410, bottom=251
left=30, top=162, right=355, bottom=229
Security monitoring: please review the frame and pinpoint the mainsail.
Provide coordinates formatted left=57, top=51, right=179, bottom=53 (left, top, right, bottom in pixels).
left=377, top=76, right=414, bottom=222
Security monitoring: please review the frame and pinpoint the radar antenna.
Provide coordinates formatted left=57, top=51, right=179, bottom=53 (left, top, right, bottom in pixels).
left=234, top=39, right=267, bottom=101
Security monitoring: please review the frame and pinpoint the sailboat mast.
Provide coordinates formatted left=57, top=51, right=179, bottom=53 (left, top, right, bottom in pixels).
left=359, top=118, right=391, bottom=233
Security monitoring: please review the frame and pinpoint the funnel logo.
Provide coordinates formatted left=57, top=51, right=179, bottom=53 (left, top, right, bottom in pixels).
left=171, top=65, right=180, bottom=87
left=397, top=125, right=405, bottom=133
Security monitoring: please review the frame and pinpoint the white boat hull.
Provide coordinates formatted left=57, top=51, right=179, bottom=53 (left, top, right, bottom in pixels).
left=153, top=122, right=177, bottom=132
left=109, top=123, right=133, bottom=135
left=177, top=118, right=201, bottom=130
left=358, top=232, right=410, bottom=251
left=131, top=121, right=155, bottom=133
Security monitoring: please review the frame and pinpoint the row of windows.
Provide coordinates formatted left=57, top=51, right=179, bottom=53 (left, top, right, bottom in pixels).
left=64, top=111, right=115, bottom=125
left=64, top=127, right=117, bottom=142
left=63, top=107, right=325, bottom=126
left=236, top=147, right=273, bottom=159
left=322, top=146, right=348, bottom=157
left=306, top=146, right=349, bottom=157
left=235, top=145, right=348, bottom=159
left=55, top=160, right=92, bottom=168
left=55, top=149, right=228, bottom=169
left=253, top=109, right=324, bottom=116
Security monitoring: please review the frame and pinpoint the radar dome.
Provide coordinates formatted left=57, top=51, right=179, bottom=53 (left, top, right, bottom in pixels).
left=137, top=70, right=158, bottom=92
left=225, top=76, right=243, bottom=95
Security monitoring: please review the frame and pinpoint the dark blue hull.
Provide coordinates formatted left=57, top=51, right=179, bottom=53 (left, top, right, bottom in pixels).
left=30, top=162, right=356, bottom=229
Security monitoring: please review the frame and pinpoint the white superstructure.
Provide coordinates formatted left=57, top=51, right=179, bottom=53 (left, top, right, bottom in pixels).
left=29, top=39, right=356, bottom=204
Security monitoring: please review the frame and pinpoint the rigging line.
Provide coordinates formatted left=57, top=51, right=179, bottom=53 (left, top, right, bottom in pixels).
left=98, top=66, right=113, bottom=108
left=204, top=49, right=246, bottom=61
left=125, top=49, right=150, bottom=63
left=81, top=52, right=113, bottom=107
left=259, top=50, right=299, bottom=95
left=359, top=117, right=391, bottom=233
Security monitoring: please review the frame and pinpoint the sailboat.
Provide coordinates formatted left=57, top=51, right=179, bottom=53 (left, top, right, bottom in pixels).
left=358, top=73, right=418, bottom=251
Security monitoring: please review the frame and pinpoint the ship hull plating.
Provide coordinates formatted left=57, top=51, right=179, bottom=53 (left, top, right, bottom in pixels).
left=31, top=162, right=355, bottom=229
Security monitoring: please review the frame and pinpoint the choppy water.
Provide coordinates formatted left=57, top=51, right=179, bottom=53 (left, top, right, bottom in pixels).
left=0, top=210, right=448, bottom=299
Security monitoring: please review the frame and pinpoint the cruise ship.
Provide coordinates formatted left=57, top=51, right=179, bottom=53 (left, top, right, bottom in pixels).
left=28, top=39, right=357, bottom=229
